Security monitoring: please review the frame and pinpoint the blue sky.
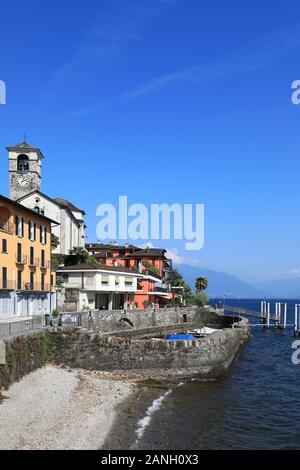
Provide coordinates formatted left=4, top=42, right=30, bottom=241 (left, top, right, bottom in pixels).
left=1, top=0, right=300, bottom=282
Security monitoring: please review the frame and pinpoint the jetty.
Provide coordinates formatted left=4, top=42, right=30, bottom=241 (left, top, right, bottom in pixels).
left=224, top=301, right=300, bottom=336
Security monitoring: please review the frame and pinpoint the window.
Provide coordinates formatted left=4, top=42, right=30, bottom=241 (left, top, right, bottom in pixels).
left=30, top=247, right=34, bottom=266
left=41, top=273, right=45, bottom=291
left=2, top=267, right=7, bottom=289
left=34, top=206, right=40, bottom=213
left=17, top=243, right=22, bottom=263
left=30, top=271, right=34, bottom=290
left=2, top=239, right=7, bottom=253
left=28, top=221, right=36, bottom=241
left=17, top=154, right=29, bottom=172
left=125, top=277, right=133, bottom=287
left=15, top=216, right=24, bottom=237
left=40, top=225, right=46, bottom=244
left=101, top=275, right=109, bottom=286
left=115, top=276, right=120, bottom=286
left=17, top=270, right=22, bottom=290
left=41, top=249, right=45, bottom=267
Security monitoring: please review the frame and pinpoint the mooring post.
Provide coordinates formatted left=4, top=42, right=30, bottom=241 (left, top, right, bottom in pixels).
left=295, top=304, right=300, bottom=337
left=266, top=302, right=270, bottom=328
left=277, top=302, right=287, bottom=329
left=283, top=303, right=287, bottom=329
left=277, top=302, right=282, bottom=326
left=261, top=300, right=267, bottom=324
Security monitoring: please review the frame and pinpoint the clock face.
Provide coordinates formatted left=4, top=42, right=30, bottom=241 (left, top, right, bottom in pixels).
left=16, top=175, right=30, bottom=188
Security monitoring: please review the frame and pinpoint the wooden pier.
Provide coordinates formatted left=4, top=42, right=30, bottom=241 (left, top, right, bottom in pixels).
left=224, top=301, right=300, bottom=336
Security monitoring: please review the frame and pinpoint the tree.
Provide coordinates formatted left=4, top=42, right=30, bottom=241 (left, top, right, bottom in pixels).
left=195, top=276, right=208, bottom=292
left=193, top=291, right=209, bottom=306
left=141, top=259, right=160, bottom=276
left=51, top=233, right=60, bottom=251
left=66, top=246, right=97, bottom=265
left=167, top=268, right=193, bottom=304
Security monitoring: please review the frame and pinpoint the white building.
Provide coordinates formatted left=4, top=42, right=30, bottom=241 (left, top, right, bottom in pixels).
left=56, top=263, right=140, bottom=311
left=17, top=192, right=85, bottom=255
left=6, top=141, right=86, bottom=255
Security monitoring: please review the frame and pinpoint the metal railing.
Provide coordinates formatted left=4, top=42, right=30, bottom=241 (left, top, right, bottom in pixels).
left=0, top=315, right=46, bottom=339
left=21, top=282, right=51, bottom=292
left=40, top=260, right=50, bottom=269
left=0, top=313, right=82, bottom=339
left=0, top=280, right=16, bottom=290
left=16, top=255, right=27, bottom=265
left=28, top=257, right=40, bottom=267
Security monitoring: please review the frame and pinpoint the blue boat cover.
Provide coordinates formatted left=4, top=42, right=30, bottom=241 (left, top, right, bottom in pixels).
left=165, top=334, right=195, bottom=340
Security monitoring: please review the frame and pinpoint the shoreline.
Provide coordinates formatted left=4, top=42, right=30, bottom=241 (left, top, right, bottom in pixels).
left=0, top=365, right=137, bottom=450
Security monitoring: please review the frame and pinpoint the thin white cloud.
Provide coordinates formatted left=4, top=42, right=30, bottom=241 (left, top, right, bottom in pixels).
left=46, top=0, right=180, bottom=96
left=58, top=22, right=300, bottom=119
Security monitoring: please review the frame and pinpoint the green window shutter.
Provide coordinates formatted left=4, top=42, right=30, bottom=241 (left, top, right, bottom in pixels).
left=101, top=275, right=109, bottom=284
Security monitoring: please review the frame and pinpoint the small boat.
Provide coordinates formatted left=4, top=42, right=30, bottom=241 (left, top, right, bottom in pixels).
left=187, top=327, right=218, bottom=338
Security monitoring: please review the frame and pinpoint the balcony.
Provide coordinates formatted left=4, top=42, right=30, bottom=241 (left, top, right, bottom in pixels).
left=15, top=255, right=27, bottom=265
left=0, top=219, right=14, bottom=234
left=28, top=258, right=40, bottom=268
left=21, top=282, right=51, bottom=292
left=148, top=282, right=171, bottom=295
left=0, top=281, right=51, bottom=291
left=40, top=260, right=50, bottom=269
left=0, top=280, right=16, bottom=290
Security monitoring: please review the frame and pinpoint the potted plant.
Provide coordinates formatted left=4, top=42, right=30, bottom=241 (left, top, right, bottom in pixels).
left=51, top=308, right=60, bottom=327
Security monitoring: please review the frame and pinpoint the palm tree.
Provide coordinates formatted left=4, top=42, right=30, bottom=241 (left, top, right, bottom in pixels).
left=195, top=276, right=208, bottom=292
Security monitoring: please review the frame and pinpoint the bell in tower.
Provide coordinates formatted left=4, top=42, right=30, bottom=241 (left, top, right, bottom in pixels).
left=6, top=141, right=44, bottom=201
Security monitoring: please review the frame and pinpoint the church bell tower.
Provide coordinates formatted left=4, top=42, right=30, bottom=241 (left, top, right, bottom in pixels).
left=6, top=141, right=44, bottom=201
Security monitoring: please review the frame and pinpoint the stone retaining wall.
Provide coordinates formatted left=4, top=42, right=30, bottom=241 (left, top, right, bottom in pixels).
left=48, top=316, right=250, bottom=381
left=0, top=333, right=51, bottom=390
left=80, top=306, right=228, bottom=332
left=0, top=309, right=250, bottom=388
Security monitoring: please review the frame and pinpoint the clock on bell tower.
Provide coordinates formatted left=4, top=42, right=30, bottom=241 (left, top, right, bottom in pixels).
left=6, top=141, right=44, bottom=201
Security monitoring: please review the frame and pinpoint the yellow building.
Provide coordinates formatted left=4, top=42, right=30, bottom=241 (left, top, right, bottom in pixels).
left=0, top=193, right=57, bottom=318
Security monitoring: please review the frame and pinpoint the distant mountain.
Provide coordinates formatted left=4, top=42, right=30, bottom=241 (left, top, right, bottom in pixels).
left=253, top=278, right=300, bottom=299
left=175, top=264, right=264, bottom=298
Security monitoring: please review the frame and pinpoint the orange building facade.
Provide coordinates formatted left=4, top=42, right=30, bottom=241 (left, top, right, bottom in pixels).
left=86, top=243, right=174, bottom=308
left=0, top=194, right=57, bottom=317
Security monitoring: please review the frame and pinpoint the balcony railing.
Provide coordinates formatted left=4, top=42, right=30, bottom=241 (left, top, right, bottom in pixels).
left=22, top=282, right=51, bottom=292
left=0, top=280, right=16, bottom=290
left=16, top=255, right=27, bottom=265
left=40, top=260, right=50, bottom=269
left=0, top=280, right=50, bottom=291
left=0, top=219, right=14, bottom=234
left=28, top=258, right=40, bottom=267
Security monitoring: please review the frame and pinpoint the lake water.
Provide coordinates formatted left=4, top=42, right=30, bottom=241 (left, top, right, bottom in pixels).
left=130, top=299, right=300, bottom=450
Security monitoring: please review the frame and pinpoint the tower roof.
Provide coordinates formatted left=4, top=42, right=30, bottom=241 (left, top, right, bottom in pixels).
left=6, top=141, right=44, bottom=158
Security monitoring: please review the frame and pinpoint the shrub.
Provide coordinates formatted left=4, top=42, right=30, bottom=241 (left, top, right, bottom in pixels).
left=52, top=309, right=60, bottom=318
left=193, top=291, right=209, bottom=306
